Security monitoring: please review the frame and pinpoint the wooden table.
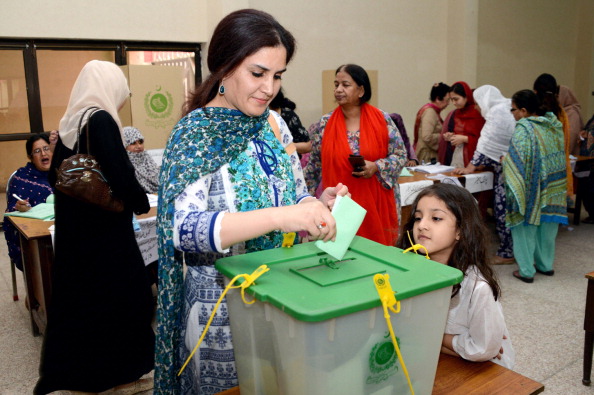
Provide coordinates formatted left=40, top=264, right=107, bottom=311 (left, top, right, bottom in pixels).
left=6, top=206, right=157, bottom=336
left=583, top=271, right=594, bottom=385
left=433, top=353, right=543, bottom=394
left=7, top=215, right=55, bottom=336
left=216, top=353, right=543, bottom=395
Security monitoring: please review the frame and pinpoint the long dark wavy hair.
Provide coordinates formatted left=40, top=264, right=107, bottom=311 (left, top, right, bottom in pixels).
left=183, top=9, right=296, bottom=115
left=396, top=183, right=501, bottom=300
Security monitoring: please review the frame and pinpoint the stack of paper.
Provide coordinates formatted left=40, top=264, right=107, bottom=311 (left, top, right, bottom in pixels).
left=4, top=203, right=55, bottom=220
left=411, top=164, right=455, bottom=174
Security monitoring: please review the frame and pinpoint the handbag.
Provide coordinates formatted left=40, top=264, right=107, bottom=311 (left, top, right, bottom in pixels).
left=55, top=107, right=125, bottom=213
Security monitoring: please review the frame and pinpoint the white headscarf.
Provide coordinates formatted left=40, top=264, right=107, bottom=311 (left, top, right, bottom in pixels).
left=473, top=85, right=516, bottom=162
left=58, top=60, right=130, bottom=150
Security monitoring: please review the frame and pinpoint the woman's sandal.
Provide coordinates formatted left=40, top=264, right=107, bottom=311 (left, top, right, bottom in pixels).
left=513, top=270, right=534, bottom=284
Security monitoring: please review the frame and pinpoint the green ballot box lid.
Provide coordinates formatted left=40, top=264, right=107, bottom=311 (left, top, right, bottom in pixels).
left=216, top=236, right=463, bottom=322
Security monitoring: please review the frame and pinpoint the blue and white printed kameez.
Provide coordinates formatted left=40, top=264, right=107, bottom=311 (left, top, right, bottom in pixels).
left=155, top=108, right=310, bottom=394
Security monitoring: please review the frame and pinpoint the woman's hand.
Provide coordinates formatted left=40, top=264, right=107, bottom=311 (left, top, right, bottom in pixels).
left=452, top=163, right=476, bottom=175
left=15, top=198, right=31, bottom=212
left=276, top=199, right=337, bottom=242
left=352, top=160, right=378, bottom=179
left=449, top=134, right=468, bottom=147
left=406, top=159, right=418, bottom=167
left=49, top=130, right=59, bottom=151
left=443, top=132, right=453, bottom=142
left=319, top=182, right=349, bottom=210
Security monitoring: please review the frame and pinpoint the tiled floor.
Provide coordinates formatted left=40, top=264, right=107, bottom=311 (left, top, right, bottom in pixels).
left=1, top=208, right=594, bottom=394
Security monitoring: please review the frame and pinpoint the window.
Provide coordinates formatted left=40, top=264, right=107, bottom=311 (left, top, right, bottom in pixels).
left=0, top=38, right=201, bottom=192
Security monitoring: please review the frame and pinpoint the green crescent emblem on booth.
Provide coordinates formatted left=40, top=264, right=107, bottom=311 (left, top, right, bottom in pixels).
left=144, top=86, right=174, bottom=120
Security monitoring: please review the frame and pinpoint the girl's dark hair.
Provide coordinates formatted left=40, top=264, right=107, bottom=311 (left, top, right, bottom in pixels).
left=396, top=183, right=501, bottom=300
left=336, top=64, right=372, bottom=104
left=533, top=73, right=561, bottom=117
left=26, top=134, right=50, bottom=157
left=184, top=9, right=296, bottom=115
left=450, top=82, right=467, bottom=98
left=512, top=89, right=545, bottom=116
left=269, top=88, right=296, bottom=111
left=430, top=82, right=451, bottom=101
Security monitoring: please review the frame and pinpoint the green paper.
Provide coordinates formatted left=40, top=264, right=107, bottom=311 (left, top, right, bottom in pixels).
left=315, top=195, right=366, bottom=260
left=4, top=203, right=55, bottom=221
left=400, top=167, right=413, bottom=177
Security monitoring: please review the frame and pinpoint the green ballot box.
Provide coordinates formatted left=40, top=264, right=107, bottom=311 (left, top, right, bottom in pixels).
left=215, top=236, right=463, bottom=395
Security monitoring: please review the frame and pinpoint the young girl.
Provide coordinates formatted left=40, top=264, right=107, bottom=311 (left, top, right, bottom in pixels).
left=397, top=183, right=515, bottom=369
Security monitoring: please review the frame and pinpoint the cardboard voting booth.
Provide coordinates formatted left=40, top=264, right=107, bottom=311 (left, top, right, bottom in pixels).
left=119, top=65, right=185, bottom=149
left=216, top=237, right=463, bottom=395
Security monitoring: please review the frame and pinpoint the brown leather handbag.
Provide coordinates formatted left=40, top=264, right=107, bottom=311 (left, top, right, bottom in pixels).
left=55, top=107, right=125, bottom=212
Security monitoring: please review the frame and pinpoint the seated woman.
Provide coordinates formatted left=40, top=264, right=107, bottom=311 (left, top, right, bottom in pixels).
left=123, top=126, right=160, bottom=194
left=3, top=134, right=54, bottom=270
left=414, top=82, right=450, bottom=164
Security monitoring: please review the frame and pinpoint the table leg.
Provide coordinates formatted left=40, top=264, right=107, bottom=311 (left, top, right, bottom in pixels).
left=583, top=279, right=594, bottom=385
left=19, top=235, right=41, bottom=336
left=10, top=259, right=19, bottom=301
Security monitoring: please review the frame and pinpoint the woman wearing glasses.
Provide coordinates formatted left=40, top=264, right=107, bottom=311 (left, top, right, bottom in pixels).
left=3, top=134, right=54, bottom=271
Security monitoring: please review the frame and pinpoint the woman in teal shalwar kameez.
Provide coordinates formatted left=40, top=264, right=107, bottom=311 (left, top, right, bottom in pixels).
left=503, top=90, right=567, bottom=283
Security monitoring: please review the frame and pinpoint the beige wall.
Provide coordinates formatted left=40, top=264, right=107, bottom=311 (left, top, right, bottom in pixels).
left=1, top=0, right=593, bottom=190
left=0, top=0, right=209, bottom=43
left=245, top=0, right=593, bottom=133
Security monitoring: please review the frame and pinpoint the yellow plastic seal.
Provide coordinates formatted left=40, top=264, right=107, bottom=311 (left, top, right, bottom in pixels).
left=373, top=273, right=415, bottom=395
left=401, top=230, right=430, bottom=259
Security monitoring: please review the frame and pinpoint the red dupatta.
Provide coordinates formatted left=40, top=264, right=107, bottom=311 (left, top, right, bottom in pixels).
left=321, top=103, right=397, bottom=245
left=451, top=81, right=485, bottom=165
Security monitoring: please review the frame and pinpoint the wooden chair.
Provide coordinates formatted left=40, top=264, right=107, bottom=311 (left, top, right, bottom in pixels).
left=5, top=170, right=20, bottom=301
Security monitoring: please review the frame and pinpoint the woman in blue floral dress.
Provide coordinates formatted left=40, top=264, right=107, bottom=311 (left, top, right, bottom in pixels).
left=155, top=10, right=347, bottom=395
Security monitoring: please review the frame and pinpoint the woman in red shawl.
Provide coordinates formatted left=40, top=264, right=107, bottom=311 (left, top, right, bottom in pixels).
left=304, top=64, right=407, bottom=246
left=438, top=81, right=485, bottom=167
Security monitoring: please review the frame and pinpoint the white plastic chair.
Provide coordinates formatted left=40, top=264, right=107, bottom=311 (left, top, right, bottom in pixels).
left=5, top=170, right=19, bottom=301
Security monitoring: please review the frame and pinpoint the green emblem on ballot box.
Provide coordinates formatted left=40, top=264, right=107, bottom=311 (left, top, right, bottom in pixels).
left=366, top=333, right=399, bottom=384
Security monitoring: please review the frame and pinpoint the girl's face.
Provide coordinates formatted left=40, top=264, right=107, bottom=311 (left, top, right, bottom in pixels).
left=334, top=70, right=364, bottom=107
left=449, top=92, right=467, bottom=109
left=217, top=46, right=287, bottom=117
left=412, top=195, right=459, bottom=265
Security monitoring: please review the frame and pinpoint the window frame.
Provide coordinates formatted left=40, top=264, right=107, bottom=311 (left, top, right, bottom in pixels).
left=0, top=38, right=201, bottom=141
